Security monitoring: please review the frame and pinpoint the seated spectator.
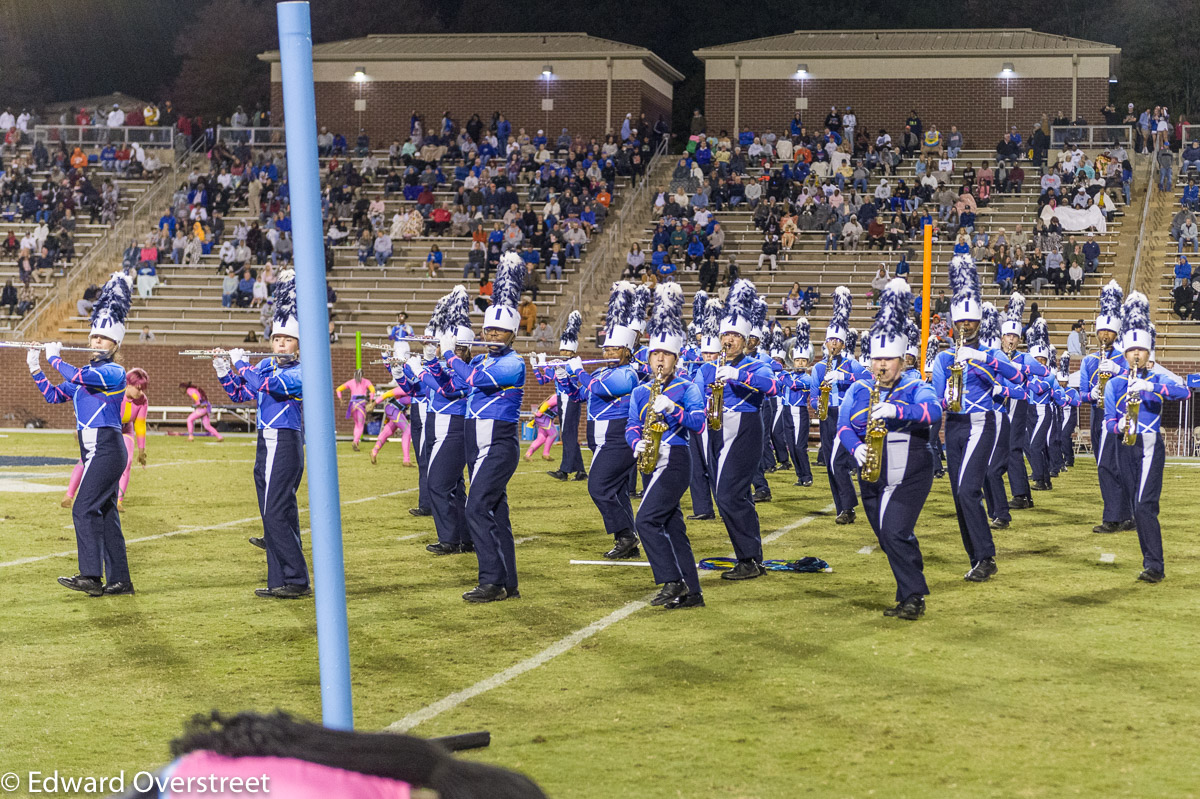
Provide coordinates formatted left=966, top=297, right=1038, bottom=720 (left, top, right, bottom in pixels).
left=996, top=134, right=1019, bottom=165
left=870, top=265, right=889, bottom=306
left=236, top=269, right=255, bottom=307
left=625, top=243, right=645, bottom=278
left=757, top=232, right=780, bottom=272
left=698, top=253, right=718, bottom=293
left=0, top=279, right=16, bottom=316
left=781, top=285, right=803, bottom=316
left=1183, top=178, right=1200, bottom=211
left=1180, top=217, right=1199, bottom=254
left=222, top=271, right=238, bottom=308
left=425, top=244, right=443, bottom=277
left=946, top=125, right=964, bottom=158
left=1172, top=280, right=1200, bottom=320
left=373, top=232, right=393, bottom=266
left=136, top=262, right=159, bottom=298
left=518, top=295, right=538, bottom=335
left=1183, top=141, right=1200, bottom=173
left=1067, top=259, right=1084, bottom=294
left=1174, top=255, right=1194, bottom=288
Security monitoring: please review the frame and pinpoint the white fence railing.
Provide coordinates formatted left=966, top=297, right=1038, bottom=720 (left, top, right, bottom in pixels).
left=214, top=126, right=287, bottom=147
left=32, top=125, right=176, bottom=149
left=1050, top=125, right=1132, bottom=149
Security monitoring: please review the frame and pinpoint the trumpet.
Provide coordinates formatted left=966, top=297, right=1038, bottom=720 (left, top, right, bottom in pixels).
left=706, top=351, right=726, bottom=430
left=946, top=328, right=966, bottom=413
left=1121, top=366, right=1141, bottom=446
left=638, top=367, right=669, bottom=475
left=0, top=340, right=109, bottom=354
left=861, top=384, right=886, bottom=483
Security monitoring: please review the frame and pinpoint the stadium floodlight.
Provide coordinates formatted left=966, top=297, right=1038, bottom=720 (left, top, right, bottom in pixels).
left=353, top=66, right=366, bottom=81
left=1001, top=62, right=1015, bottom=76
left=796, top=63, right=808, bottom=76
left=542, top=65, right=553, bottom=77
left=1109, top=74, right=1119, bottom=84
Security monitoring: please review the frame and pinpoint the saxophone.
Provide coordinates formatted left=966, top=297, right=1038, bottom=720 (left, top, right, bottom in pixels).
left=706, top=351, right=725, bottom=430
left=1096, top=350, right=1113, bottom=410
left=862, top=384, right=886, bottom=482
left=639, top=368, right=670, bottom=474
left=1122, top=366, right=1140, bottom=446
left=946, top=328, right=966, bottom=413
left=817, top=354, right=833, bottom=421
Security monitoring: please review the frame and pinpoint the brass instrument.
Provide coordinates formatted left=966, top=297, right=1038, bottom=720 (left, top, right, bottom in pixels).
left=706, top=351, right=726, bottom=430
left=638, top=368, right=669, bottom=474
left=817, top=353, right=833, bottom=421
left=1096, top=351, right=1114, bottom=410
left=946, top=328, right=966, bottom=413
left=1122, top=367, right=1141, bottom=446
left=862, top=384, right=886, bottom=482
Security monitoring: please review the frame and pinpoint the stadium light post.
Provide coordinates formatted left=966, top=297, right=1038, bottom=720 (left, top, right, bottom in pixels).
left=276, top=0, right=354, bottom=732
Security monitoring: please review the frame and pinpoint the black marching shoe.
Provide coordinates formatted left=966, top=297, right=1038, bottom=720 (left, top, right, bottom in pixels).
left=572, top=471, right=588, bottom=481
left=1092, top=521, right=1121, bottom=534
left=57, top=574, right=104, bottom=596
left=721, top=559, right=766, bottom=580
left=835, top=509, right=856, bottom=525
left=664, top=592, right=705, bottom=609
left=1031, top=480, right=1052, bottom=491
left=884, top=595, right=926, bottom=620
left=255, top=584, right=312, bottom=599
left=650, top=581, right=688, bottom=607
left=686, top=513, right=715, bottom=521
left=102, top=581, right=135, bottom=596
left=1009, top=495, right=1034, bottom=509
left=990, top=518, right=1010, bottom=530
left=604, top=535, right=640, bottom=560
left=1120, top=519, right=1137, bottom=531
left=752, top=489, right=772, bottom=503
left=462, top=583, right=508, bottom=603
left=249, top=536, right=266, bottom=550
left=964, top=558, right=998, bottom=582
left=1137, top=568, right=1165, bottom=584
left=408, top=507, right=433, bottom=517
left=426, top=541, right=462, bottom=555
left=934, top=468, right=947, bottom=479
left=546, top=470, right=568, bottom=481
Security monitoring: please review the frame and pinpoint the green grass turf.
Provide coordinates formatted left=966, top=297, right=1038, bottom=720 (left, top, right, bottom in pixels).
left=2, top=430, right=1200, bottom=798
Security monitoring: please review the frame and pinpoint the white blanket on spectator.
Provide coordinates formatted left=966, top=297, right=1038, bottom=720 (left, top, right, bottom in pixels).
left=1040, top=204, right=1107, bottom=234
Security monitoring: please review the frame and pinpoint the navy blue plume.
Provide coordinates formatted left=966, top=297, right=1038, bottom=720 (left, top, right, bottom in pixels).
left=1026, top=317, right=1049, bottom=349
left=949, top=254, right=980, bottom=312
left=492, top=258, right=524, bottom=309
left=428, top=293, right=452, bottom=335
left=445, top=285, right=471, bottom=333
left=561, top=310, right=581, bottom=347
left=701, top=295, right=722, bottom=338
left=631, top=283, right=652, bottom=327
left=906, top=319, right=920, bottom=350
left=796, top=316, right=811, bottom=350
left=924, top=335, right=940, bottom=370
left=872, top=278, right=911, bottom=348
left=722, top=278, right=758, bottom=328
left=1058, top=353, right=1070, bottom=374
left=1004, top=291, right=1026, bottom=325
left=648, top=282, right=684, bottom=339
left=692, top=290, right=708, bottom=327
left=751, top=297, right=768, bottom=331
left=1100, top=280, right=1124, bottom=318
left=605, top=280, right=634, bottom=329
left=272, top=268, right=297, bottom=329
left=1120, top=291, right=1151, bottom=337
left=831, top=285, right=852, bottom=329
left=92, top=271, right=133, bottom=328
left=980, top=301, right=1000, bottom=343
left=845, top=328, right=859, bottom=356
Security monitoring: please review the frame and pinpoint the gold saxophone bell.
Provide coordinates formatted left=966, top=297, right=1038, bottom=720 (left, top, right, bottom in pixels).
left=817, top=353, right=833, bottom=421
left=707, top=351, right=726, bottom=430
left=1122, top=367, right=1140, bottom=446
left=862, top=384, right=886, bottom=482
left=946, top=329, right=966, bottom=413
left=1096, top=370, right=1112, bottom=411
left=639, top=367, right=670, bottom=475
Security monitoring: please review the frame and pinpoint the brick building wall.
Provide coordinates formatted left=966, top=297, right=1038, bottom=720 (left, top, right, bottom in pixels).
left=270, top=79, right=671, bottom=146
left=703, top=77, right=1110, bottom=148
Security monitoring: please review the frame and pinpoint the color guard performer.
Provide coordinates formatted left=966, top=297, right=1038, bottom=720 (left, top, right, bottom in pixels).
left=1082, top=281, right=1133, bottom=534
left=336, top=368, right=375, bottom=452
left=836, top=279, right=941, bottom=619
left=811, top=287, right=868, bottom=524
left=697, top=279, right=778, bottom=580
left=930, top=255, right=1025, bottom=582
left=30, top=271, right=134, bottom=597
left=626, top=283, right=708, bottom=609
left=216, top=269, right=309, bottom=598
left=543, top=310, right=587, bottom=482
left=1103, top=292, right=1189, bottom=583
left=558, top=282, right=641, bottom=559
left=442, top=254, right=527, bottom=602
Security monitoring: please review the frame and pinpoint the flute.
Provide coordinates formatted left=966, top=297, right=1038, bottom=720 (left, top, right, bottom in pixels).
left=0, top=340, right=109, bottom=354
left=178, top=348, right=289, bottom=360
left=363, top=337, right=496, bottom=350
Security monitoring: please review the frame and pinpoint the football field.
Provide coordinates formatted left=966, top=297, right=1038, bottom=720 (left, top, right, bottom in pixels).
left=1, top=430, right=1199, bottom=798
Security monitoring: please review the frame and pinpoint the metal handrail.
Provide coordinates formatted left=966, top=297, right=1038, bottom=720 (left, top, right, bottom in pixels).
left=1128, top=155, right=1159, bottom=296
left=32, top=124, right=176, bottom=149
left=215, top=126, right=287, bottom=147
left=15, top=136, right=207, bottom=338
left=551, top=137, right=669, bottom=336
left=1049, top=125, right=1132, bottom=149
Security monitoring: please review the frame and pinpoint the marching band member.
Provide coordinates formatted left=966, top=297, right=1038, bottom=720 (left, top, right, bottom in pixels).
left=1082, top=281, right=1133, bottom=534
left=216, top=269, right=309, bottom=598
left=1058, top=353, right=1081, bottom=469
left=930, top=255, right=1025, bottom=582
left=559, top=282, right=641, bottom=559
left=30, top=271, right=134, bottom=596
left=411, top=286, right=473, bottom=556
left=837, top=279, right=941, bottom=620
left=781, top=317, right=814, bottom=487
left=749, top=300, right=779, bottom=501
left=767, top=328, right=794, bottom=477
left=407, top=329, right=436, bottom=518
left=978, top=302, right=1014, bottom=530
left=685, top=291, right=721, bottom=521
left=1104, top=293, right=1189, bottom=583
left=995, top=294, right=1036, bottom=511
left=923, top=336, right=947, bottom=477
left=182, top=381, right=223, bottom=441
left=442, top=255, right=527, bottom=602
left=629, top=283, right=652, bottom=380
left=543, top=311, right=587, bottom=482
left=626, top=283, right=707, bottom=609
left=698, top=279, right=778, bottom=580
left=903, top=320, right=922, bottom=379
left=1023, top=319, right=1061, bottom=492
left=810, top=287, right=868, bottom=524
left=62, top=367, right=149, bottom=514
left=336, top=369, right=375, bottom=452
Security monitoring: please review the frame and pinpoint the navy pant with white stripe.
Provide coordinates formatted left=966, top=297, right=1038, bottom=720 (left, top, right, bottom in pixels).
left=1025, top=404, right=1052, bottom=484
left=1118, top=432, right=1166, bottom=572
left=945, top=412, right=998, bottom=565
left=1007, top=403, right=1031, bottom=497
left=1061, top=406, right=1077, bottom=466
left=74, top=428, right=130, bottom=582
left=587, top=419, right=636, bottom=537
left=859, top=431, right=934, bottom=602
left=983, top=410, right=1012, bottom=523
left=770, top=398, right=791, bottom=466
left=752, top=402, right=771, bottom=492
left=426, top=412, right=469, bottom=547
left=557, top=394, right=585, bottom=474
left=637, top=443, right=701, bottom=593
left=687, top=430, right=714, bottom=517
left=1091, top=410, right=1131, bottom=523
left=788, top=405, right=814, bottom=482
left=254, top=429, right=308, bottom=588
left=465, top=419, right=520, bottom=590
left=930, top=418, right=945, bottom=471
left=709, top=409, right=763, bottom=562
left=1050, top=406, right=1065, bottom=472
left=821, top=406, right=858, bottom=513
left=411, top=403, right=431, bottom=510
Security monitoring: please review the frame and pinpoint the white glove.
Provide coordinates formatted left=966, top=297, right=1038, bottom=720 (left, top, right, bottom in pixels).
left=992, top=384, right=1007, bottom=399
left=26, top=348, right=40, bottom=373
left=567, top=356, right=584, bottom=372
left=213, top=356, right=231, bottom=378
left=1099, top=358, right=1120, bottom=375
left=423, top=343, right=437, bottom=360
left=438, top=332, right=457, bottom=356
left=633, top=438, right=648, bottom=456
left=537, top=352, right=547, bottom=366
left=652, top=394, right=677, bottom=414
left=853, top=444, right=870, bottom=466
left=406, top=355, right=424, bottom=376
left=956, top=345, right=985, bottom=363
left=1128, top=378, right=1154, bottom=394
left=716, top=364, right=740, bottom=382
left=822, top=368, right=838, bottom=385
left=1118, top=415, right=1132, bottom=434
left=44, top=341, right=63, bottom=360
left=1089, top=384, right=1103, bottom=401
left=228, top=347, right=248, bottom=366
left=554, top=365, right=568, bottom=380
left=870, top=402, right=898, bottom=421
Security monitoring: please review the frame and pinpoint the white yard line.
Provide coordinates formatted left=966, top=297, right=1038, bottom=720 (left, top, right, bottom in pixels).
left=387, top=503, right=835, bottom=733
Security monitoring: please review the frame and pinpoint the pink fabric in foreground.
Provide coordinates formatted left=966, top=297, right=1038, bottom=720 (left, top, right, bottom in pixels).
left=163, top=752, right=411, bottom=799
